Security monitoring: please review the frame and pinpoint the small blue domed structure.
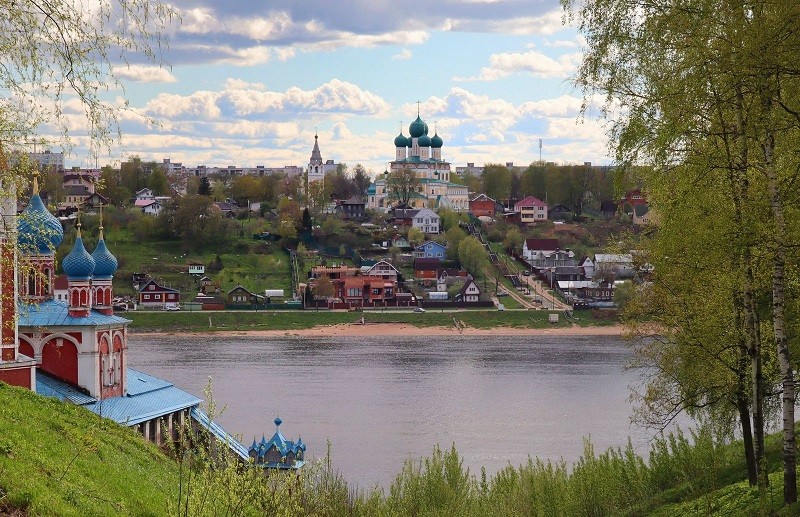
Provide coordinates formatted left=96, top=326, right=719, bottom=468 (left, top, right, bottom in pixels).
left=17, top=193, right=64, bottom=255
left=91, top=233, right=118, bottom=278
left=418, top=134, right=432, bottom=147
left=274, top=417, right=282, bottom=427
left=431, top=132, right=443, bottom=148
left=62, top=226, right=95, bottom=279
left=394, top=133, right=409, bottom=147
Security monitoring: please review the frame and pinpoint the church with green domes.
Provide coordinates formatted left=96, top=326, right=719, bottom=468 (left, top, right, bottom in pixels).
left=367, top=113, right=468, bottom=212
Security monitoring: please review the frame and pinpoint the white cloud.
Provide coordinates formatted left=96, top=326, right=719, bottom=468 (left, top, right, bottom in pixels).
left=444, top=10, right=565, bottom=36
left=392, top=49, right=412, bottom=60
left=114, top=65, right=178, bottom=83
left=520, top=95, right=584, bottom=117
left=224, top=78, right=267, bottom=91
left=457, top=50, right=581, bottom=81
left=144, top=91, right=222, bottom=119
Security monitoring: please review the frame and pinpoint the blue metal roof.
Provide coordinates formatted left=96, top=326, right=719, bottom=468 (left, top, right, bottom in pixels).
left=36, top=373, right=97, bottom=405
left=18, top=299, right=131, bottom=327
left=190, top=407, right=250, bottom=461
left=36, top=367, right=202, bottom=426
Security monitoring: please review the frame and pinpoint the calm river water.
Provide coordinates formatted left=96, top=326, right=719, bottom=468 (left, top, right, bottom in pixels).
left=128, top=333, right=660, bottom=489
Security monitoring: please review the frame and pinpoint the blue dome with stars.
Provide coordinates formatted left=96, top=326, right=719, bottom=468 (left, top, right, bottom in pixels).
left=17, top=193, right=64, bottom=255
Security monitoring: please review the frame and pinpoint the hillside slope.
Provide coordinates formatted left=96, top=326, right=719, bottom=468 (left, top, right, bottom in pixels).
left=0, top=383, right=178, bottom=516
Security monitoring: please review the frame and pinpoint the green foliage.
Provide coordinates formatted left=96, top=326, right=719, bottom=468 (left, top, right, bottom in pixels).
left=458, top=236, right=487, bottom=277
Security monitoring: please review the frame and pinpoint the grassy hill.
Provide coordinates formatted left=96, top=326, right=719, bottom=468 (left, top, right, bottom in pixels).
left=3, top=379, right=800, bottom=516
left=0, top=383, right=177, bottom=516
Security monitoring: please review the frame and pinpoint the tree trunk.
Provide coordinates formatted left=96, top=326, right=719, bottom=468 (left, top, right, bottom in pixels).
left=763, top=138, right=796, bottom=503
left=736, top=346, right=757, bottom=486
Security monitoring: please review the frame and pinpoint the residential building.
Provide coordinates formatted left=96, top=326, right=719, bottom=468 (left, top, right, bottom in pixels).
left=336, top=196, right=366, bottom=220
left=411, top=208, right=440, bottom=234
left=523, top=238, right=576, bottom=269
left=27, top=150, right=64, bottom=172
left=455, top=278, right=482, bottom=303
left=137, top=279, right=180, bottom=308
left=514, top=196, right=548, bottom=223
left=633, top=204, right=656, bottom=225
left=594, top=254, right=635, bottom=280
left=414, top=258, right=441, bottom=279
left=334, top=275, right=396, bottom=304
left=360, top=260, right=400, bottom=282
left=414, top=240, right=447, bottom=259
left=227, top=285, right=264, bottom=306
left=469, top=194, right=497, bottom=218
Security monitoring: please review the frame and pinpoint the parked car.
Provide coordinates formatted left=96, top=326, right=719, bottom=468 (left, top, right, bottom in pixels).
left=522, top=270, right=531, bottom=276
left=413, top=307, right=426, bottom=313
left=165, top=305, right=181, bottom=311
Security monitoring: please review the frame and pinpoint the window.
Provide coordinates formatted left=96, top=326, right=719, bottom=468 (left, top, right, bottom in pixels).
left=144, top=294, right=150, bottom=300
left=149, top=285, right=155, bottom=290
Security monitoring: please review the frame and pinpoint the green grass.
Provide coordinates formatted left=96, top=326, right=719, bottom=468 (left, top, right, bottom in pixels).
left=0, top=383, right=177, bottom=516
left=124, top=309, right=608, bottom=333
left=101, top=227, right=292, bottom=298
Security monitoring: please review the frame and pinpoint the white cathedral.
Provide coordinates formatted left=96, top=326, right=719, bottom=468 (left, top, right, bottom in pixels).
left=367, top=115, right=469, bottom=212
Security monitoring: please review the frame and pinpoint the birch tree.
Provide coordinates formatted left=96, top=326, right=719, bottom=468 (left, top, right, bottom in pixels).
left=564, top=0, right=800, bottom=501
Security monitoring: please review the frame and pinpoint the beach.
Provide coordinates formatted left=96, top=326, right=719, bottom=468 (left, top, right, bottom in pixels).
left=131, top=322, right=628, bottom=338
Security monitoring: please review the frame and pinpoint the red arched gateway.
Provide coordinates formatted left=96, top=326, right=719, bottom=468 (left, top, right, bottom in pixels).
left=41, top=338, right=78, bottom=384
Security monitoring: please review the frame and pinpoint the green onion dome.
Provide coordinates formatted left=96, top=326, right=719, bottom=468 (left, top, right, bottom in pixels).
left=431, top=132, right=443, bottom=148
left=394, top=133, right=409, bottom=147
left=409, top=116, right=426, bottom=138
left=418, top=134, right=432, bottom=147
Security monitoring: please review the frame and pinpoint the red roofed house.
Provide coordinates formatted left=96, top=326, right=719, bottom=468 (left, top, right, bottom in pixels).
left=514, top=196, right=548, bottom=223
left=333, top=275, right=396, bottom=305
left=137, top=279, right=180, bottom=309
left=414, top=258, right=442, bottom=279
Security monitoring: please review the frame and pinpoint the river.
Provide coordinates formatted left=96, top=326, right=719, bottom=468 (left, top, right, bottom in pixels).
left=128, top=333, right=664, bottom=489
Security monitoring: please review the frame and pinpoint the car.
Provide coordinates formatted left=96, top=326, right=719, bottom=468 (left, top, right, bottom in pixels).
left=413, top=307, right=426, bottom=313
left=522, top=270, right=530, bottom=276
left=165, top=305, right=181, bottom=311
left=497, top=290, right=509, bottom=297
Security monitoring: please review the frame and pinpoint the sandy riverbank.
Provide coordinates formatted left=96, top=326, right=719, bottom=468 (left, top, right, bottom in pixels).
left=132, top=322, right=628, bottom=338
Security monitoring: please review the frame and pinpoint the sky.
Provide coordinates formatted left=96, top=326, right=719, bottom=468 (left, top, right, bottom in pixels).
left=56, top=0, right=612, bottom=175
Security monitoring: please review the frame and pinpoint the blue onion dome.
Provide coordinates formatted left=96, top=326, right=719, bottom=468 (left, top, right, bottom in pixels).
left=91, top=228, right=118, bottom=278
left=17, top=176, right=64, bottom=254
left=409, top=116, right=426, bottom=138
left=418, top=134, right=432, bottom=147
left=394, top=133, right=409, bottom=147
left=62, top=224, right=95, bottom=279
left=431, top=132, right=443, bottom=148
left=274, top=417, right=283, bottom=427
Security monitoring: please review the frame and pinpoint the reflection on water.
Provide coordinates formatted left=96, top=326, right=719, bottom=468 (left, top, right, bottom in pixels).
left=128, top=333, right=660, bottom=489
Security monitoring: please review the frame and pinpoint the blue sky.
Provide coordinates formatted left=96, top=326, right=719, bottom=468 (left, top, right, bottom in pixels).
left=59, top=0, right=611, bottom=174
